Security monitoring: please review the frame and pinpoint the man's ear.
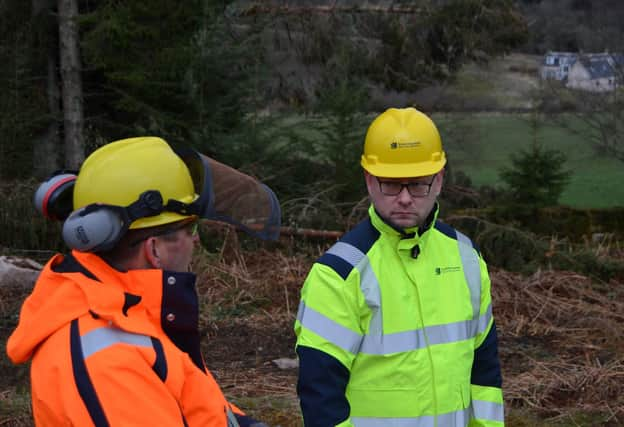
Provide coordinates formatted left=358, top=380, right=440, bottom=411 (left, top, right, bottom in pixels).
left=437, top=168, right=446, bottom=184
left=364, top=171, right=376, bottom=194
left=143, top=237, right=161, bottom=269
left=435, top=168, right=446, bottom=196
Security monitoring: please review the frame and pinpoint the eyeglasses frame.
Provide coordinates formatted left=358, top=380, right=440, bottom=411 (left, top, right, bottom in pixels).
left=376, top=175, right=437, bottom=198
left=130, top=218, right=199, bottom=247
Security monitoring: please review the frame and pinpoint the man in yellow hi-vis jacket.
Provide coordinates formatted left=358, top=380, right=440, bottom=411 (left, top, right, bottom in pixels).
left=295, top=108, right=504, bottom=427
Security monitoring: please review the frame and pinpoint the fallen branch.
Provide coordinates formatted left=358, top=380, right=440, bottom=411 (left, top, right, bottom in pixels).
left=278, top=226, right=343, bottom=239
left=237, top=2, right=425, bottom=16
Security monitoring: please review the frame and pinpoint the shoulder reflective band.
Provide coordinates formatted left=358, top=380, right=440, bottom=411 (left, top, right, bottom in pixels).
left=456, top=231, right=481, bottom=324
left=326, top=242, right=383, bottom=336
left=81, top=326, right=153, bottom=359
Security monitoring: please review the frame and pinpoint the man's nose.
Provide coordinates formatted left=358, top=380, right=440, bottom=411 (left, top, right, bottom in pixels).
left=396, top=186, right=413, bottom=204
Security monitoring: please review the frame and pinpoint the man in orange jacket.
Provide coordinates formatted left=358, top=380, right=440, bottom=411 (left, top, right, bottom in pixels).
left=7, top=137, right=280, bottom=426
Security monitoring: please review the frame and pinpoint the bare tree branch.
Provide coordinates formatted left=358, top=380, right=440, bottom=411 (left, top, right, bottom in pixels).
left=235, top=1, right=426, bottom=16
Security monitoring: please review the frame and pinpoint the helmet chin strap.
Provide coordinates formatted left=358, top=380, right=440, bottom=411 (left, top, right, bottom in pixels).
left=164, top=198, right=201, bottom=216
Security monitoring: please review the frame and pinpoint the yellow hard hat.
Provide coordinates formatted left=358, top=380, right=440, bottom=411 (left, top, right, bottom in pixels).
left=73, top=137, right=197, bottom=229
left=360, top=107, right=446, bottom=178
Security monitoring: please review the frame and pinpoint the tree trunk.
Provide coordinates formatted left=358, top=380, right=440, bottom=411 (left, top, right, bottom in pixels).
left=32, top=0, right=61, bottom=177
left=58, top=0, right=84, bottom=169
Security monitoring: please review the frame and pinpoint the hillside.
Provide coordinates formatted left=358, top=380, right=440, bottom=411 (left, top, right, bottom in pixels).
left=440, top=53, right=541, bottom=111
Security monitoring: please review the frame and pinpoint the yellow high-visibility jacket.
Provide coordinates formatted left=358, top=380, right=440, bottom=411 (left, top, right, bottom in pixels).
left=295, top=205, right=504, bottom=427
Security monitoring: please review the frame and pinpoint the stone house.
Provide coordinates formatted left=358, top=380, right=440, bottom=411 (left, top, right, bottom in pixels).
left=540, top=51, right=622, bottom=92
left=566, top=53, right=622, bottom=92
left=541, top=51, right=578, bottom=81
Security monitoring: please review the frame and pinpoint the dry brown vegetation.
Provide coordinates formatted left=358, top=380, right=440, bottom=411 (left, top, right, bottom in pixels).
left=1, top=227, right=623, bottom=427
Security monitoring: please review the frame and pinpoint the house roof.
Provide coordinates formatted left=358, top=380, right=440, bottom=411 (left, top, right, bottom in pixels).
left=580, top=56, right=617, bottom=79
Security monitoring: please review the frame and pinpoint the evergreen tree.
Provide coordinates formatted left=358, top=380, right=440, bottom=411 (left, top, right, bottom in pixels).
left=0, top=0, right=51, bottom=179
left=499, top=113, right=571, bottom=209
left=499, top=145, right=571, bottom=208
left=79, top=0, right=264, bottom=154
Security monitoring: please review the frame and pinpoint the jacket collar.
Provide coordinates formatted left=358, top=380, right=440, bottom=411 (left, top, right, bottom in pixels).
left=7, top=250, right=198, bottom=365
left=69, top=251, right=197, bottom=333
left=368, top=203, right=439, bottom=253
left=368, top=203, right=439, bottom=237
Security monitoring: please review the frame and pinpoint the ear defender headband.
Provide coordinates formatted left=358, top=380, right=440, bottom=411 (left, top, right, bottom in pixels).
left=33, top=172, right=77, bottom=221
left=34, top=169, right=204, bottom=253
left=62, top=190, right=174, bottom=253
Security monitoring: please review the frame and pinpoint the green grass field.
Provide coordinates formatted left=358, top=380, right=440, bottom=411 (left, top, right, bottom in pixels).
left=434, top=113, right=624, bottom=209
left=273, top=111, right=624, bottom=209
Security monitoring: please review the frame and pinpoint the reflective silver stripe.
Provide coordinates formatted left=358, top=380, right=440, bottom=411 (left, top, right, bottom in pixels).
left=456, top=231, right=481, bottom=324
left=472, top=400, right=504, bottom=422
left=352, top=406, right=471, bottom=427
left=360, top=305, right=492, bottom=355
left=226, top=407, right=240, bottom=427
left=327, top=242, right=366, bottom=268
left=300, top=300, right=493, bottom=356
left=327, top=242, right=383, bottom=336
left=81, top=326, right=153, bottom=359
left=356, top=256, right=382, bottom=336
left=478, top=304, right=493, bottom=335
left=297, top=300, right=363, bottom=354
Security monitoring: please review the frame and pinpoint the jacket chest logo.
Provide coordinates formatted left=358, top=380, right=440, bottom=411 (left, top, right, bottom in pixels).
left=435, top=266, right=461, bottom=275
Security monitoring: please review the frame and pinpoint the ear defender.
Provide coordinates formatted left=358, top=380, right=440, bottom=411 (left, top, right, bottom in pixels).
left=61, top=190, right=165, bottom=253
left=33, top=172, right=77, bottom=221
left=62, top=205, right=125, bottom=252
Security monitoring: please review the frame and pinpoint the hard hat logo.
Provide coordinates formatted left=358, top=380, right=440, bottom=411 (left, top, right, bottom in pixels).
left=361, top=107, right=446, bottom=178
left=389, top=141, right=421, bottom=149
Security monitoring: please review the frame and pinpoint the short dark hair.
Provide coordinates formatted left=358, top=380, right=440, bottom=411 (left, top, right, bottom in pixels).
left=98, top=220, right=189, bottom=269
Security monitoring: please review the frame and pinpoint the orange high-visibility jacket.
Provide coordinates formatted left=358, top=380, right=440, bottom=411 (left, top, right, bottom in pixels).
left=7, top=251, right=245, bottom=426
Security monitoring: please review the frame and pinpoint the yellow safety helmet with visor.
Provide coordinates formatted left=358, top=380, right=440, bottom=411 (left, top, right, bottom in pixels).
left=34, top=136, right=281, bottom=252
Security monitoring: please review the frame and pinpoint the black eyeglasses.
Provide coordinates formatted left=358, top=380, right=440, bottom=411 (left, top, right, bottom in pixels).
left=377, top=175, right=437, bottom=198
left=130, top=219, right=199, bottom=247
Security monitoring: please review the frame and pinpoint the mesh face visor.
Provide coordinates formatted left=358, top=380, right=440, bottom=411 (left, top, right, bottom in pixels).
left=175, top=147, right=281, bottom=241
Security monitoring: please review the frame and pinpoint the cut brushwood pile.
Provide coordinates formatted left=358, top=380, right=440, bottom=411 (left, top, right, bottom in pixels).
left=493, top=269, right=624, bottom=424
left=193, top=246, right=624, bottom=426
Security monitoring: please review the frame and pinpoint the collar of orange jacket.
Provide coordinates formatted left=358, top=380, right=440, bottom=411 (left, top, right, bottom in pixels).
left=6, top=250, right=196, bottom=364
